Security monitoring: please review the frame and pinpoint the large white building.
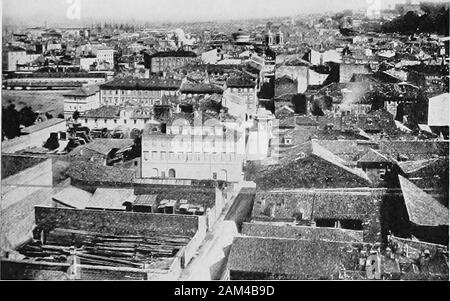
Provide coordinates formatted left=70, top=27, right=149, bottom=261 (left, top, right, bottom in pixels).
left=2, top=47, right=41, bottom=71
left=141, top=113, right=246, bottom=182
left=99, top=77, right=181, bottom=107
left=93, top=47, right=115, bottom=68
left=63, top=86, right=101, bottom=119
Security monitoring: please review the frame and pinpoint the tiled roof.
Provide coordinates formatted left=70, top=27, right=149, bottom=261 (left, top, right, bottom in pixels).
left=379, top=141, right=449, bottom=160
left=21, top=118, right=65, bottom=134
left=135, top=184, right=216, bottom=209
left=1, top=154, right=47, bottom=179
left=133, top=195, right=158, bottom=207
left=357, top=148, right=394, bottom=164
left=180, top=82, right=224, bottom=94
left=252, top=189, right=380, bottom=222
left=66, top=161, right=135, bottom=184
left=88, top=188, right=136, bottom=210
left=100, top=77, right=181, bottom=90
left=398, top=158, right=443, bottom=174
left=255, top=141, right=371, bottom=189
left=84, top=139, right=134, bottom=156
left=241, top=222, right=364, bottom=242
left=146, top=50, right=197, bottom=58
left=227, top=236, right=365, bottom=279
left=51, top=186, right=93, bottom=209
left=398, top=175, right=448, bottom=226
left=226, top=76, right=256, bottom=88
left=62, top=86, right=99, bottom=97
left=82, top=106, right=121, bottom=118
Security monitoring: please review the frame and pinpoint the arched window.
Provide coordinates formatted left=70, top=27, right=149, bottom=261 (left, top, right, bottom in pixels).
left=151, top=168, right=158, bottom=177
left=219, top=169, right=228, bottom=181
left=168, top=168, right=176, bottom=178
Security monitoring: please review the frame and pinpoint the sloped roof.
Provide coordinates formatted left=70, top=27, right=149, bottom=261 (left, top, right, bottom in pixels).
left=88, top=188, right=136, bottom=210
left=228, top=236, right=360, bottom=279
left=21, top=118, right=65, bottom=134
left=255, top=140, right=371, bottom=189
left=252, top=189, right=379, bottom=222
left=82, top=106, right=121, bottom=118
left=357, top=148, right=394, bottom=164
left=398, top=175, right=448, bottom=226
left=62, top=85, right=99, bottom=97
left=398, top=158, right=443, bottom=174
left=84, top=138, right=134, bottom=156
left=241, top=222, right=363, bottom=242
left=51, top=186, right=92, bottom=209
left=133, top=194, right=158, bottom=207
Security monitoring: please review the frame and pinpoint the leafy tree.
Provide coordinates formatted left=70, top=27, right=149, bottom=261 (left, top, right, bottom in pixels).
left=18, top=106, right=37, bottom=127
left=72, top=110, right=80, bottom=121
left=2, top=104, right=21, bottom=139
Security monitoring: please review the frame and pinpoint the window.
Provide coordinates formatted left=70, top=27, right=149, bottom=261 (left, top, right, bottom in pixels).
left=84, top=119, right=88, bottom=123
left=143, top=151, right=149, bottom=160
left=124, top=119, right=127, bottom=124
left=161, top=171, right=166, bottom=178
left=104, top=119, right=107, bottom=123
left=114, top=119, right=117, bottom=124
left=212, top=172, right=217, bottom=180
left=168, top=169, right=176, bottom=178
left=134, top=120, right=137, bottom=124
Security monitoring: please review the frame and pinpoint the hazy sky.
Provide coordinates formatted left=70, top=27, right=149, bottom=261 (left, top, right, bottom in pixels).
left=2, top=0, right=447, bottom=24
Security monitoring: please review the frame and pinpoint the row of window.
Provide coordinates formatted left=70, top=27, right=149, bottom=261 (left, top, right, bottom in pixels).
left=148, top=168, right=227, bottom=180
left=84, top=118, right=151, bottom=125
left=102, top=97, right=161, bottom=106
left=102, top=90, right=168, bottom=96
left=143, top=151, right=236, bottom=161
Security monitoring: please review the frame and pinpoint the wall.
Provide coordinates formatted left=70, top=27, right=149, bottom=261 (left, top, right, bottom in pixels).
left=64, top=93, right=100, bottom=118
left=1, top=159, right=53, bottom=251
left=1, top=121, right=67, bottom=153
left=141, top=135, right=245, bottom=182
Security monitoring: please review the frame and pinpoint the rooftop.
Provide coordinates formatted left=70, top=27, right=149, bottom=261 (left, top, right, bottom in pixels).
left=21, top=118, right=65, bottom=135
left=100, top=77, right=181, bottom=91
left=398, top=175, right=448, bottom=227
left=87, top=188, right=136, bottom=210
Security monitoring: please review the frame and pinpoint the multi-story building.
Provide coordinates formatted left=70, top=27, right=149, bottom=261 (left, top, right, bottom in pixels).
left=223, top=76, right=258, bottom=119
left=141, top=114, right=246, bottom=182
left=93, top=47, right=115, bottom=68
left=2, top=47, right=41, bottom=71
left=99, top=77, right=181, bottom=107
left=63, top=86, right=100, bottom=119
left=143, top=50, right=197, bottom=74
left=80, top=106, right=157, bottom=133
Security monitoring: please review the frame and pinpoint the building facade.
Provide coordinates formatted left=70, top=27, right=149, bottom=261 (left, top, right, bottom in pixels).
left=99, top=77, right=181, bottom=107
left=141, top=121, right=245, bottom=182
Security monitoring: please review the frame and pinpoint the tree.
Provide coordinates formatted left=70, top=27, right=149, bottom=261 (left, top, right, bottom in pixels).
left=72, top=110, right=80, bottom=121
left=18, top=106, right=37, bottom=127
left=2, top=104, right=21, bottom=140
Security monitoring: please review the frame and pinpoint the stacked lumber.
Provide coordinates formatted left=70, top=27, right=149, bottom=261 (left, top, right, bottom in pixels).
left=17, top=228, right=191, bottom=269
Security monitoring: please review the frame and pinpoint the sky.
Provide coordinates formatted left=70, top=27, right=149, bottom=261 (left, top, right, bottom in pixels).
left=2, top=0, right=448, bottom=24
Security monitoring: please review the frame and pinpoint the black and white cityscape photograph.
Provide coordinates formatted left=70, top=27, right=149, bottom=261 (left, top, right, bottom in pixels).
left=0, top=0, right=449, bottom=283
